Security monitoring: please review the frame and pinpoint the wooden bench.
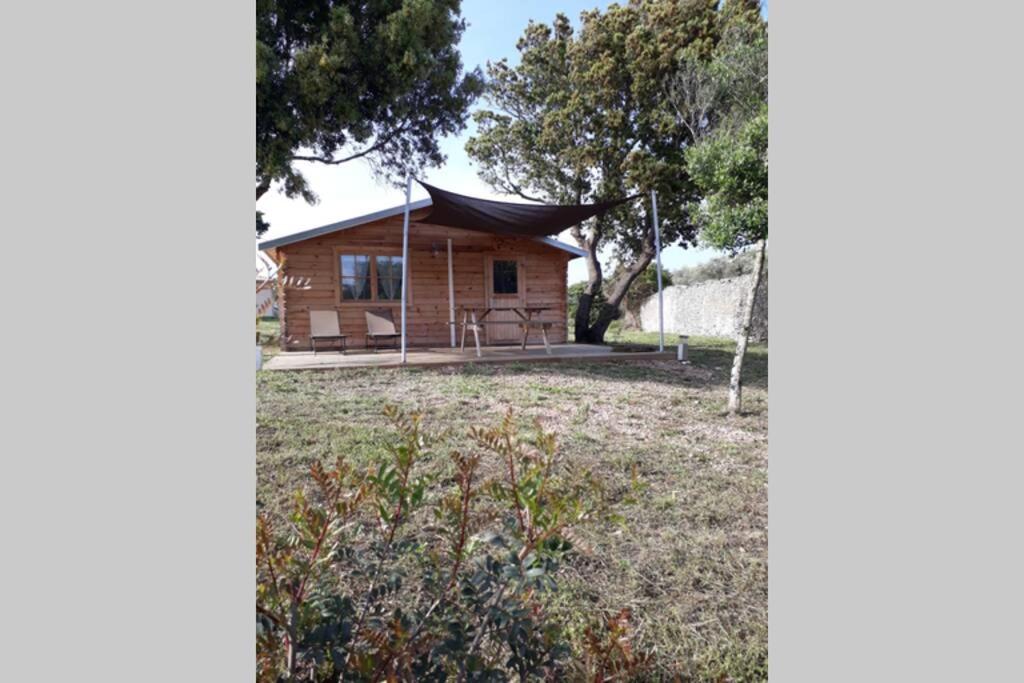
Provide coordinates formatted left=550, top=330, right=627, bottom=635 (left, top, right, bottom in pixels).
left=453, top=319, right=557, bottom=357
left=515, top=320, right=555, bottom=353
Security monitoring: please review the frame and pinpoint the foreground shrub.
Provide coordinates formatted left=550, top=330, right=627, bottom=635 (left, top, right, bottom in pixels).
left=256, top=407, right=650, bottom=681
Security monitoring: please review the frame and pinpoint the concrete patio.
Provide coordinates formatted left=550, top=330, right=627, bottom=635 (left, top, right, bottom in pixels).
left=263, top=343, right=676, bottom=371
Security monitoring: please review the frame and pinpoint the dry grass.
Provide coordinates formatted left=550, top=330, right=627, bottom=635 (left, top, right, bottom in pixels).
left=256, top=331, right=767, bottom=680
left=257, top=317, right=281, bottom=362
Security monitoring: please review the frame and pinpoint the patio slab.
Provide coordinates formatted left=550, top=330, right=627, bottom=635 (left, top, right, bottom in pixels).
left=262, top=343, right=676, bottom=371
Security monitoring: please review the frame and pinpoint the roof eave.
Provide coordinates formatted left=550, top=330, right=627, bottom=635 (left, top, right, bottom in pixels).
left=257, top=198, right=587, bottom=259
left=536, top=236, right=587, bottom=258
left=258, top=199, right=433, bottom=251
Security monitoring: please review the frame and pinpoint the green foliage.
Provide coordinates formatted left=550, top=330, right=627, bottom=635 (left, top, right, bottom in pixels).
left=256, top=407, right=646, bottom=681
left=618, top=263, right=673, bottom=323
left=672, top=248, right=767, bottom=285
left=686, top=106, right=768, bottom=252
left=571, top=264, right=672, bottom=329
left=667, top=0, right=767, bottom=140
left=257, top=0, right=483, bottom=234
left=467, top=3, right=711, bottom=246
left=676, top=2, right=768, bottom=254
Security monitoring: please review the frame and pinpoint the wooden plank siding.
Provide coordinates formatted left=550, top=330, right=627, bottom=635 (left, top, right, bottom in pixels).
left=274, top=209, right=573, bottom=351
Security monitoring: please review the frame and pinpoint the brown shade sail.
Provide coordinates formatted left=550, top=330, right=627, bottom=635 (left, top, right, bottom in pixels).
left=418, top=181, right=638, bottom=237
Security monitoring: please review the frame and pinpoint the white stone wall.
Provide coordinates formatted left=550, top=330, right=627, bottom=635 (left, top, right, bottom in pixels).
left=639, top=272, right=767, bottom=342
left=256, top=283, right=278, bottom=318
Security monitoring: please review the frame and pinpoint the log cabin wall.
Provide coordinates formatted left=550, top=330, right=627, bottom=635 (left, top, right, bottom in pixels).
left=275, top=209, right=572, bottom=350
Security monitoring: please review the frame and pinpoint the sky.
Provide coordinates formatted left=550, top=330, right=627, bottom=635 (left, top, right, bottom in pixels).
left=258, top=0, right=743, bottom=283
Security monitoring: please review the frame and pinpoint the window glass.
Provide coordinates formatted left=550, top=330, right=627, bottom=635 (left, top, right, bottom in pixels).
left=492, top=260, right=518, bottom=294
left=376, top=255, right=403, bottom=300
left=340, top=254, right=371, bottom=300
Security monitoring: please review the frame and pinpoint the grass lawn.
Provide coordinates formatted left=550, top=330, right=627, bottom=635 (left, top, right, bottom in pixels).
left=256, top=317, right=767, bottom=679
left=257, top=317, right=281, bottom=361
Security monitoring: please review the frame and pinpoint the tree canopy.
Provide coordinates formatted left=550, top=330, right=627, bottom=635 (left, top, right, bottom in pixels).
left=466, top=0, right=763, bottom=342
left=672, top=0, right=766, bottom=250
left=678, top=3, right=767, bottom=415
left=686, top=105, right=767, bottom=252
left=257, top=0, right=483, bottom=234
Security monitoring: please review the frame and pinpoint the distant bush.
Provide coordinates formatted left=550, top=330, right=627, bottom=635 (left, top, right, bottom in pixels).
left=256, top=407, right=651, bottom=681
left=672, top=248, right=767, bottom=286
left=620, top=265, right=673, bottom=328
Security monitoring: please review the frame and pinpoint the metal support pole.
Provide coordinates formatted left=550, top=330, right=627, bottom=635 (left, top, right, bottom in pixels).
left=651, top=190, right=664, bottom=352
left=447, top=238, right=455, bottom=347
left=400, top=174, right=411, bottom=363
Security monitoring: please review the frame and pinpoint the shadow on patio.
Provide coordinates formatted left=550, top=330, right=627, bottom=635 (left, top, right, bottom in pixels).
left=262, top=343, right=677, bottom=371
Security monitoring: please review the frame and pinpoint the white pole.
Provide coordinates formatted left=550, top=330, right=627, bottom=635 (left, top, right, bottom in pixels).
left=400, top=174, right=412, bottom=363
left=447, top=238, right=455, bottom=347
left=651, top=190, right=664, bottom=352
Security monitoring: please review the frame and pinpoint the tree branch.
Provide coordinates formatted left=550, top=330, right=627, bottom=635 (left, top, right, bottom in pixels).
left=501, top=172, right=545, bottom=203
left=604, top=247, right=654, bottom=310
left=289, top=125, right=410, bottom=167
left=289, top=147, right=377, bottom=166
left=256, top=176, right=272, bottom=201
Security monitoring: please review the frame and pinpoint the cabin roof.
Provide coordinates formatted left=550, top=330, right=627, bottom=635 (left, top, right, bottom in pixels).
left=258, top=198, right=587, bottom=258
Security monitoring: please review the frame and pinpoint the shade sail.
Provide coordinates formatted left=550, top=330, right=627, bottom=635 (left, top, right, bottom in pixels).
left=418, top=181, right=637, bottom=237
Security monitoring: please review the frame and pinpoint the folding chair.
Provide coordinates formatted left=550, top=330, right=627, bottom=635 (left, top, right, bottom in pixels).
left=309, top=310, right=347, bottom=354
left=364, top=308, right=401, bottom=352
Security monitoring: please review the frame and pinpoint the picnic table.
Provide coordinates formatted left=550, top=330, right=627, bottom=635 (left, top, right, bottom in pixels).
left=453, top=306, right=556, bottom=357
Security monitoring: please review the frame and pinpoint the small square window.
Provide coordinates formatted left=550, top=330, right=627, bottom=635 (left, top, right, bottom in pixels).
left=492, top=260, right=518, bottom=294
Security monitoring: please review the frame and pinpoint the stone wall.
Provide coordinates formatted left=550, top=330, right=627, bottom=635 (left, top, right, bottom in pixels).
left=256, top=281, right=278, bottom=318
left=639, top=270, right=767, bottom=342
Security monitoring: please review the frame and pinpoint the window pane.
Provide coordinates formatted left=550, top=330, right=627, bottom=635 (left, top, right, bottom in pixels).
left=340, top=254, right=371, bottom=301
left=378, top=276, right=402, bottom=300
left=377, top=255, right=402, bottom=279
left=377, top=255, right=403, bottom=300
left=342, top=277, right=370, bottom=300
left=340, top=254, right=370, bottom=278
left=493, top=260, right=518, bottom=294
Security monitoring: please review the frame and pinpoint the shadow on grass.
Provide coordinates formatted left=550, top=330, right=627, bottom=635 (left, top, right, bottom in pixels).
left=458, top=341, right=767, bottom=392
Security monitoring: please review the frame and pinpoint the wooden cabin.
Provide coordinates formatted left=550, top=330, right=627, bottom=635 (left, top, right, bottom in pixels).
left=259, top=199, right=586, bottom=351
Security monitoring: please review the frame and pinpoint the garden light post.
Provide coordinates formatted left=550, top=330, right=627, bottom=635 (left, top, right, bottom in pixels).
left=677, top=334, right=689, bottom=363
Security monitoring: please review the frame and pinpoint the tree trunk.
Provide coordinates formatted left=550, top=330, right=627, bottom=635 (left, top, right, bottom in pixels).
left=583, top=246, right=655, bottom=344
left=574, top=292, right=596, bottom=342
left=573, top=232, right=603, bottom=342
left=571, top=216, right=656, bottom=345
left=728, top=239, right=766, bottom=415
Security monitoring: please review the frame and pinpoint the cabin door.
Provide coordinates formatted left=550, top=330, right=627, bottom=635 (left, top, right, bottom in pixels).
left=484, top=256, right=525, bottom=344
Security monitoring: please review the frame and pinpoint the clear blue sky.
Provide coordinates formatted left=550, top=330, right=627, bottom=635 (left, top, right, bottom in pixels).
left=259, top=1, right=765, bottom=282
